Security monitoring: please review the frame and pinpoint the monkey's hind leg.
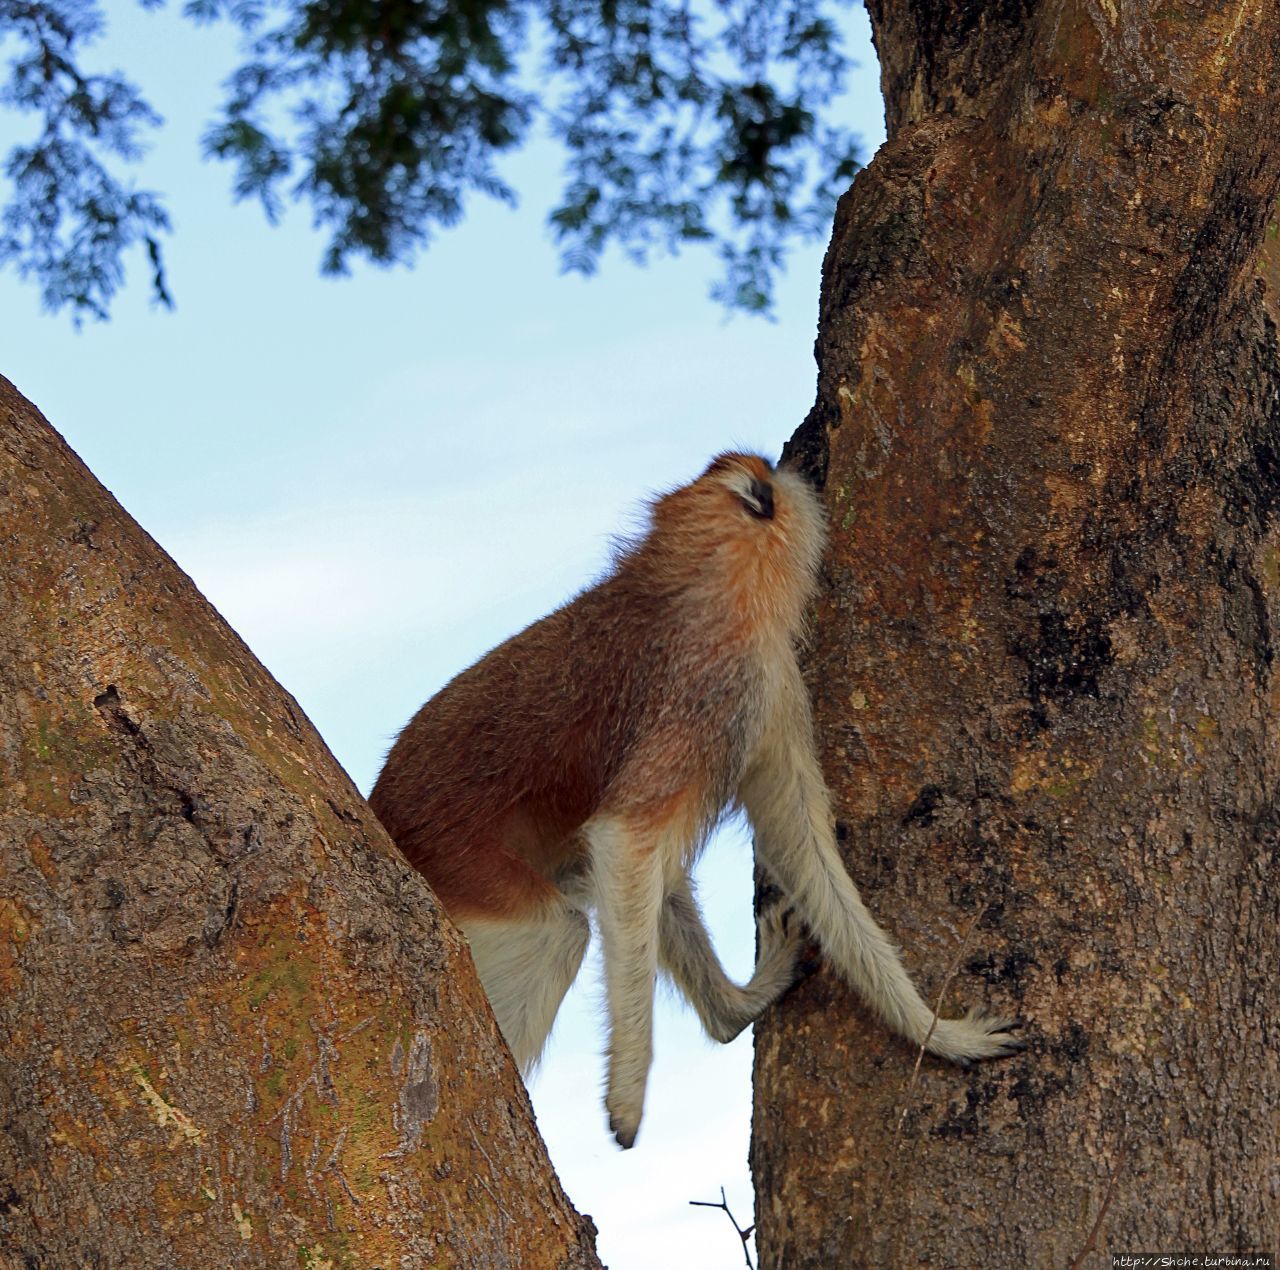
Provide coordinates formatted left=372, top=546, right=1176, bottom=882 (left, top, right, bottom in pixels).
left=585, top=812, right=671, bottom=1149
left=461, top=899, right=591, bottom=1074
left=659, top=876, right=803, bottom=1043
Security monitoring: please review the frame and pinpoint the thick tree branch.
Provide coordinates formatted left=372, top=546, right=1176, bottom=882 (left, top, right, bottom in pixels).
left=0, top=376, right=599, bottom=1268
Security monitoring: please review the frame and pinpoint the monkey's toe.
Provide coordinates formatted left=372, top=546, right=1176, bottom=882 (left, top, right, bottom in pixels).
left=796, top=950, right=823, bottom=978
left=974, top=1019, right=1027, bottom=1059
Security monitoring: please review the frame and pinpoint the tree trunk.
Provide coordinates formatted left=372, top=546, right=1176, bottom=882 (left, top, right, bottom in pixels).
left=0, top=377, right=599, bottom=1268
left=754, top=3, right=1280, bottom=1264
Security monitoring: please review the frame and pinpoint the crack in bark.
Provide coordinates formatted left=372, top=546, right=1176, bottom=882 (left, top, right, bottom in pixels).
left=93, top=683, right=201, bottom=824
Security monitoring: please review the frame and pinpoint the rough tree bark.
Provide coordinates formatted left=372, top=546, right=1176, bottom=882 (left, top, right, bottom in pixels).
left=0, top=377, right=600, bottom=1268
left=754, top=2, right=1280, bottom=1265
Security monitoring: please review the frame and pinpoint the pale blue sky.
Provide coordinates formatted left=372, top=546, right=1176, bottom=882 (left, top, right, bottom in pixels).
left=2, top=6, right=886, bottom=1265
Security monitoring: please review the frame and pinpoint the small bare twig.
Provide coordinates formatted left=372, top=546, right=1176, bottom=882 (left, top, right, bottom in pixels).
left=690, top=1186, right=754, bottom=1269
left=873, top=900, right=994, bottom=1261
left=890, top=900, right=993, bottom=1157
left=469, top=1127, right=513, bottom=1223
left=1068, top=1138, right=1127, bottom=1270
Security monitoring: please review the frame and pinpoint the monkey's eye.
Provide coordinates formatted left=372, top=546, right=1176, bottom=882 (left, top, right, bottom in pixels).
left=741, top=478, right=775, bottom=520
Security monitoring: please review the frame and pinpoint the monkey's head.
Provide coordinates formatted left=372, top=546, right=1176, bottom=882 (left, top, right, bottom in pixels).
left=636, top=452, right=827, bottom=634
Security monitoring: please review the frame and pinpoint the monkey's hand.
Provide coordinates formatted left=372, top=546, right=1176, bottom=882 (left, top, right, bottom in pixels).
left=922, top=1008, right=1025, bottom=1065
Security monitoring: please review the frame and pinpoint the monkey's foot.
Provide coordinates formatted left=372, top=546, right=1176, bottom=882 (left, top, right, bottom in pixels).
left=755, top=902, right=806, bottom=989
left=608, top=1113, right=638, bottom=1150
left=605, top=1067, right=647, bottom=1149
left=922, top=1008, right=1025, bottom=1064
left=700, top=904, right=805, bottom=1045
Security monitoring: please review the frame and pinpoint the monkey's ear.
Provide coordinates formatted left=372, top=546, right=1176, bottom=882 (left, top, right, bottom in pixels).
left=741, top=478, right=775, bottom=521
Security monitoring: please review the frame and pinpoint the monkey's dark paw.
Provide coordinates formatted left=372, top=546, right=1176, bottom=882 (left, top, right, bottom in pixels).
left=976, top=1013, right=1027, bottom=1057
left=758, top=903, right=811, bottom=958
left=758, top=903, right=821, bottom=977
left=993, top=1018, right=1029, bottom=1051
left=754, top=875, right=789, bottom=912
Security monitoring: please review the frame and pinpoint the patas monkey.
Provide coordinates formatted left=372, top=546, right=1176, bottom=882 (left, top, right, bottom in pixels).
left=370, top=453, right=1020, bottom=1148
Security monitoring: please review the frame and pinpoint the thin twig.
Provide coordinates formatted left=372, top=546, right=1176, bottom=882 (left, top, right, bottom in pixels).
left=469, top=1127, right=513, bottom=1224
left=889, top=901, right=993, bottom=1157
left=1068, top=1139, right=1127, bottom=1270
left=690, top=1185, right=754, bottom=1269
left=874, top=900, right=994, bottom=1263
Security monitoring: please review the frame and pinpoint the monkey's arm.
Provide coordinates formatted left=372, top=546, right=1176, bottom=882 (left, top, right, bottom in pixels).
left=738, top=666, right=1021, bottom=1063
left=659, top=875, right=802, bottom=1043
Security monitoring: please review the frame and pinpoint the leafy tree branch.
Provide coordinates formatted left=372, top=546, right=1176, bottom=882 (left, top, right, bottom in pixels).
left=1, top=0, right=863, bottom=321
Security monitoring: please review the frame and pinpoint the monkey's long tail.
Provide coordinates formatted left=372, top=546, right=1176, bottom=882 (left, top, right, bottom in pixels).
left=750, top=758, right=1020, bottom=1063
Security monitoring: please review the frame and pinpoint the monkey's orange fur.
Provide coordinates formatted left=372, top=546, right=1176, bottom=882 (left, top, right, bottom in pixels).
left=370, top=454, right=817, bottom=923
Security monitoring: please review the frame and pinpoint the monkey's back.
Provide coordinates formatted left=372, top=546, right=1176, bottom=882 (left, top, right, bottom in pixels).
left=369, top=574, right=747, bottom=920
left=370, top=452, right=827, bottom=922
